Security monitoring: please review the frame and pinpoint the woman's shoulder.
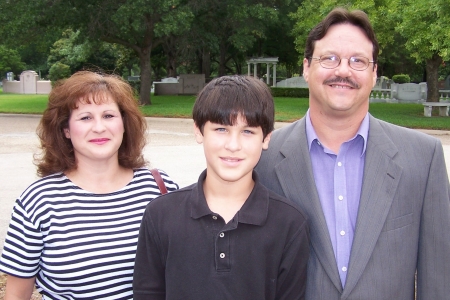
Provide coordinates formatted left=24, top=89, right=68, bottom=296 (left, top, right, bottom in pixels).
left=19, top=173, right=69, bottom=199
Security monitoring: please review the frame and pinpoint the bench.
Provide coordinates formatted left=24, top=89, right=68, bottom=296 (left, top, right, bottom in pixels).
left=422, top=102, right=450, bottom=117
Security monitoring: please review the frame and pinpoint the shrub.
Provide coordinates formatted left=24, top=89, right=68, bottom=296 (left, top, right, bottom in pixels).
left=48, top=62, right=71, bottom=84
left=392, top=74, right=410, bottom=84
left=270, top=87, right=309, bottom=98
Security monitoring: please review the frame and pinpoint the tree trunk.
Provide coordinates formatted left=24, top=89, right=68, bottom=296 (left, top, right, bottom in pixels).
left=426, top=53, right=442, bottom=103
left=202, top=49, right=211, bottom=79
left=139, top=48, right=152, bottom=105
left=218, top=40, right=227, bottom=76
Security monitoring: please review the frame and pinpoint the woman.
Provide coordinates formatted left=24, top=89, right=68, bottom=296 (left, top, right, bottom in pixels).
left=0, top=71, right=178, bottom=299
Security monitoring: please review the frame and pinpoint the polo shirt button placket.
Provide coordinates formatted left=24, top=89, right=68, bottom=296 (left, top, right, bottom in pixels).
left=215, top=230, right=230, bottom=271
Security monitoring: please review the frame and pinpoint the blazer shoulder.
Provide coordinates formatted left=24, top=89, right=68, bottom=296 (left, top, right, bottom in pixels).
left=272, top=119, right=304, bottom=139
left=372, top=117, right=440, bottom=145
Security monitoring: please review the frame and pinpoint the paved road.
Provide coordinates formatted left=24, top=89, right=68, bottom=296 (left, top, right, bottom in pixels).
left=1, top=114, right=449, bottom=250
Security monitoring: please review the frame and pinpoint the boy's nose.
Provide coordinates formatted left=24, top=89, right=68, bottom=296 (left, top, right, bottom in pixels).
left=225, top=134, right=242, bottom=151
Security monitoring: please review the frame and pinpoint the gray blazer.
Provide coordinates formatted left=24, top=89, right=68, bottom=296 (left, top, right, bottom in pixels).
left=255, top=115, right=450, bottom=299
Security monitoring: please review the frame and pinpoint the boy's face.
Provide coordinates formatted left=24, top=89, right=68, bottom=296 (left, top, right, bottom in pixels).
left=194, top=115, right=271, bottom=185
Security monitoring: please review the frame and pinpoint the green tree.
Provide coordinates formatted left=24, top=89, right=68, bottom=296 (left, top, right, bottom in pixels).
left=394, top=0, right=450, bottom=102
left=48, top=61, right=71, bottom=82
left=0, top=0, right=195, bottom=105
left=0, top=45, right=26, bottom=78
left=47, top=29, right=119, bottom=74
left=181, top=0, right=280, bottom=77
left=252, top=0, right=303, bottom=78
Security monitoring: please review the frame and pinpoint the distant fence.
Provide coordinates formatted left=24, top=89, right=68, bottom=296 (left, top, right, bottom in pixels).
left=370, top=83, right=450, bottom=103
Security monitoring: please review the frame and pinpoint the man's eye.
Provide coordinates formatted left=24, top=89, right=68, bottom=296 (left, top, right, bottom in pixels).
left=322, top=55, right=338, bottom=61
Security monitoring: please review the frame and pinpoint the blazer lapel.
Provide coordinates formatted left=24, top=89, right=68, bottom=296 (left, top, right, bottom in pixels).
left=342, top=116, right=403, bottom=298
left=274, top=118, right=343, bottom=292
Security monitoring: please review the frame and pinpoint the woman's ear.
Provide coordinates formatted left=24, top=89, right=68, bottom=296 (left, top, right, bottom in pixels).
left=64, top=128, right=70, bottom=139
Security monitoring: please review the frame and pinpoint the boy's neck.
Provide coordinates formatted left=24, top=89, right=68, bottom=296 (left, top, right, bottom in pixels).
left=203, top=173, right=255, bottom=224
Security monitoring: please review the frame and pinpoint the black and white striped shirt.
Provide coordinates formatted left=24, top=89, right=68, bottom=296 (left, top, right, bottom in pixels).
left=0, top=168, right=178, bottom=299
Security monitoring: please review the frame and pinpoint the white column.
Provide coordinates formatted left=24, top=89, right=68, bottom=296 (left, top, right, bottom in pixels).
left=254, top=63, right=257, bottom=78
left=272, top=64, right=277, bottom=87
left=266, top=64, right=270, bottom=84
left=247, top=63, right=251, bottom=76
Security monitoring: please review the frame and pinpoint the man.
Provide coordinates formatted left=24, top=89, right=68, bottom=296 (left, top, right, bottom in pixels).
left=256, top=7, right=450, bottom=299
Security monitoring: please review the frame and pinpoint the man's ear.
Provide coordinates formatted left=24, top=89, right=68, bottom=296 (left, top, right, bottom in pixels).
left=303, top=57, right=310, bottom=82
left=372, top=64, right=378, bottom=88
left=262, top=132, right=272, bottom=150
left=193, top=124, right=204, bottom=144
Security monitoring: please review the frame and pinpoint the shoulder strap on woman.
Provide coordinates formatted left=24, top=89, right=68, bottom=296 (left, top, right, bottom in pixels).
left=149, top=168, right=168, bottom=195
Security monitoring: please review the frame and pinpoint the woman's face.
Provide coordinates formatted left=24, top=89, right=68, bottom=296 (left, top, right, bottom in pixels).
left=64, top=95, right=124, bottom=165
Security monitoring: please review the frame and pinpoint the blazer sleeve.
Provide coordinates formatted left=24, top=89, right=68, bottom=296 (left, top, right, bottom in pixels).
left=133, top=207, right=166, bottom=300
left=416, top=139, right=450, bottom=299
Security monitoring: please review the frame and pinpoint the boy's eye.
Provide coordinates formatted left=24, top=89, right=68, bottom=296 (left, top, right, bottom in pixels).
left=215, top=127, right=227, bottom=132
left=243, top=129, right=254, bottom=134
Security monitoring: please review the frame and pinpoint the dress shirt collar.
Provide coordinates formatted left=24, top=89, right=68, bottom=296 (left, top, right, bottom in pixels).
left=305, top=109, right=369, bottom=155
left=190, top=169, right=269, bottom=226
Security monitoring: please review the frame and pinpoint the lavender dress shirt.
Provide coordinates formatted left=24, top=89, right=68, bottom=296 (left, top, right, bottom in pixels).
left=306, top=110, right=369, bottom=287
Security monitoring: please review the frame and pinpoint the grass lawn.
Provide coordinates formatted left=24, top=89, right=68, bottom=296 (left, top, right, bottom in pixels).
left=0, top=90, right=449, bottom=130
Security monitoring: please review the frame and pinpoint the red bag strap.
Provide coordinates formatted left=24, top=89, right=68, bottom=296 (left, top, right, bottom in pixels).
left=150, top=168, right=168, bottom=195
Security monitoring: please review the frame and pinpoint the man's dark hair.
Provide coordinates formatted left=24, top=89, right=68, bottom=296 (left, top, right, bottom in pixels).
left=304, top=7, right=379, bottom=70
left=192, top=75, right=274, bottom=139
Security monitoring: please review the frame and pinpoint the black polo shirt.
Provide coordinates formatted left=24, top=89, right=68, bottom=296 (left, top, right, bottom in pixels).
left=134, top=170, right=309, bottom=300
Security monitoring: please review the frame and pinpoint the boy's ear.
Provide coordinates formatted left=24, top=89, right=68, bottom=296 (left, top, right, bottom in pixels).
left=193, top=124, right=204, bottom=144
left=262, top=132, right=272, bottom=150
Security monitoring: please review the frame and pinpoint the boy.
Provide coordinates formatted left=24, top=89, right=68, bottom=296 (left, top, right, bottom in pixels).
left=133, top=75, right=309, bottom=299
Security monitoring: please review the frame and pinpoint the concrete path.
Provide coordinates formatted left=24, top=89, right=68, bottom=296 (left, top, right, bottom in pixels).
left=1, top=114, right=449, bottom=250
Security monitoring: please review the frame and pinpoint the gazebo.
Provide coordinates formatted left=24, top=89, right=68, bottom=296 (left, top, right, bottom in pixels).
left=246, top=57, right=279, bottom=87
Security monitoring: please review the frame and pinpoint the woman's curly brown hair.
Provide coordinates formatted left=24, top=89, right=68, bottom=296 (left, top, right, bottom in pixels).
left=35, top=71, right=148, bottom=177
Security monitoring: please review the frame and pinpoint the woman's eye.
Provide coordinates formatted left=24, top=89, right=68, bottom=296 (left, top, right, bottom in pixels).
left=80, top=116, right=91, bottom=120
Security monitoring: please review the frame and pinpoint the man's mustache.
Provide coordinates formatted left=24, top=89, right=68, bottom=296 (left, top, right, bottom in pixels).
left=323, top=77, right=359, bottom=89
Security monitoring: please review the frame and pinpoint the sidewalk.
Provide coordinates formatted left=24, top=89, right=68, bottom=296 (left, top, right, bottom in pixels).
left=1, top=114, right=450, bottom=251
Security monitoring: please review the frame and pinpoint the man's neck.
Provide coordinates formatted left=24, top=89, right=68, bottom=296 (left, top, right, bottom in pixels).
left=309, top=108, right=366, bottom=154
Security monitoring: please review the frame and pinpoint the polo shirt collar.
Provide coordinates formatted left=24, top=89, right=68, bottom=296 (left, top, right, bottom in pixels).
left=305, top=109, right=369, bottom=155
left=190, top=169, right=269, bottom=226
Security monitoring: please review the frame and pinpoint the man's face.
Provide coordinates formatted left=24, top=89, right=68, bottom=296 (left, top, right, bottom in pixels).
left=303, top=23, right=377, bottom=118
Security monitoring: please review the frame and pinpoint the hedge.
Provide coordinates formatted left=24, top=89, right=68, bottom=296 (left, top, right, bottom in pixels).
left=392, top=74, right=410, bottom=84
left=270, top=87, right=309, bottom=98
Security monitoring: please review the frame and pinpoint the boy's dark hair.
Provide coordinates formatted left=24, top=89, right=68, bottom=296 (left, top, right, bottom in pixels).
left=192, top=75, right=274, bottom=139
left=304, top=7, right=379, bottom=70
